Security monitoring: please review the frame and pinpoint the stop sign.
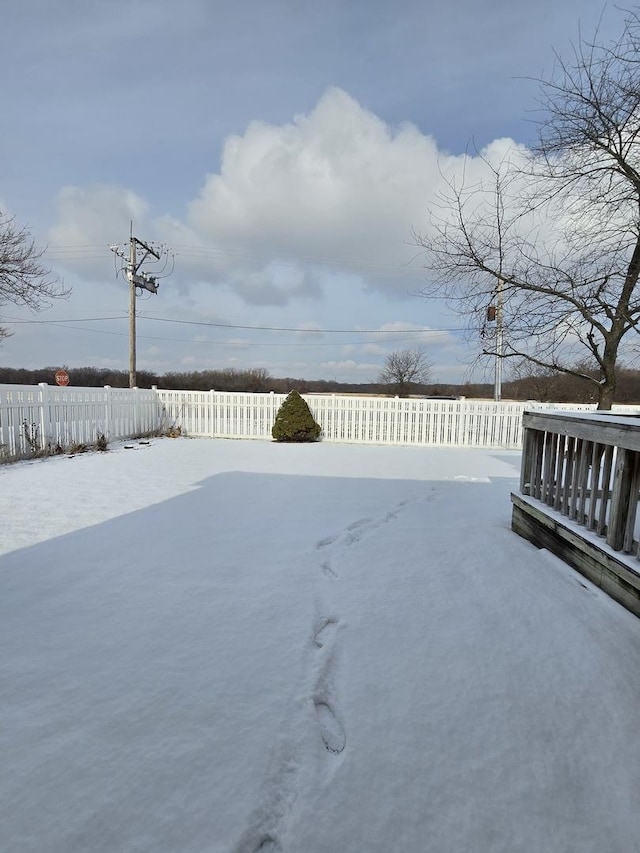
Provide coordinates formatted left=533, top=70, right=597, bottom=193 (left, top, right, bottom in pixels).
left=55, top=369, right=70, bottom=386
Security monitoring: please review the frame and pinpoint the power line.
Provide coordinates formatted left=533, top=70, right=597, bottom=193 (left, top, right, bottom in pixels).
left=7, top=314, right=464, bottom=335
left=41, top=243, right=458, bottom=300
left=139, top=315, right=462, bottom=334
left=8, top=322, right=441, bottom=348
left=43, top=241, right=427, bottom=277
left=7, top=315, right=128, bottom=324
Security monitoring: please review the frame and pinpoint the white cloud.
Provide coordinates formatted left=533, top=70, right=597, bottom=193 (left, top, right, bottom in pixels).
left=357, top=343, right=388, bottom=356
left=227, top=263, right=322, bottom=306
left=293, top=323, right=324, bottom=339
left=34, top=89, right=532, bottom=382
left=378, top=320, right=454, bottom=341
left=182, top=89, right=526, bottom=300
left=49, top=186, right=148, bottom=248
left=187, top=89, right=441, bottom=287
left=320, top=359, right=381, bottom=374
left=46, top=89, right=526, bottom=312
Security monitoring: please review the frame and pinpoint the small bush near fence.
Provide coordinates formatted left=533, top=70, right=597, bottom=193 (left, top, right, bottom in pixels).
left=272, top=391, right=322, bottom=443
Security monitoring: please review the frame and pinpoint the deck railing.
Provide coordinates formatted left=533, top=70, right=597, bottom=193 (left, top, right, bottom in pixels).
left=513, top=410, right=640, bottom=616
left=519, top=410, right=640, bottom=557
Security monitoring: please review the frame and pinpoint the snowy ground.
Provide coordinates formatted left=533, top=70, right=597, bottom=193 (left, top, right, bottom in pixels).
left=2, top=437, right=640, bottom=853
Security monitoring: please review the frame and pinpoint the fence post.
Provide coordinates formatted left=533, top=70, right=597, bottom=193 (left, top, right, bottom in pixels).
left=331, top=393, right=337, bottom=442
left=210, top=389, right=216, bottom=438
left=391, top=396, right=396, bottom=444
left=38, top=383, right=49, bottom=453
left=151, top=385, right=160, bottom=433
left=269, top=391, right=275, bottom=437
left=131, top=386, right=138, bottom=436
left=104, top=386, right=112, bottom=439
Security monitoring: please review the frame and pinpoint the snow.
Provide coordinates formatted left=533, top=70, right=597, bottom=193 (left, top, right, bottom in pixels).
left=2, top=437, right=640, bottom=853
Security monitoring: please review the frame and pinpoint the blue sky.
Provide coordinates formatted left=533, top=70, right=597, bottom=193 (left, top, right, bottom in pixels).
left=0, top=0, right=624, bottom=384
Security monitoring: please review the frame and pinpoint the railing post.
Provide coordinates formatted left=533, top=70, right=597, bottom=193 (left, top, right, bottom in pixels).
left=607, top=448, right=635, bottom=551
left=520, top=423, right=534, bottom=494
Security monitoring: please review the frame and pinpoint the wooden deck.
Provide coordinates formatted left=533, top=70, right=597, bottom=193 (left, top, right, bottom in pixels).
left=511, top=410, right=640, bottom=617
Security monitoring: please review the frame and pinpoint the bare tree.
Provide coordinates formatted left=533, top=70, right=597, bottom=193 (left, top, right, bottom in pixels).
left=506, top=359, right=563, bottom=402
left=378, top=348, right=432, bottom=396
left=416, top=10, right=640, bottom=409
left=0, top=212, right=68, bottom=341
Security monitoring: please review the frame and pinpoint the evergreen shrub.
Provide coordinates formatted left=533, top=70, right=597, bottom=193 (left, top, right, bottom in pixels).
left=271, top=390, right=322, bottom=442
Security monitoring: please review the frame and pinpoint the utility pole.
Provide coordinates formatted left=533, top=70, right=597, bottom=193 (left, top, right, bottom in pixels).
left=494, top=275, right=503, bottom=402
left=128, top=221, right=137, bottom=388
left=486, top=276, right=504, bottom=402
left=110, top=224, right=161, bottom=388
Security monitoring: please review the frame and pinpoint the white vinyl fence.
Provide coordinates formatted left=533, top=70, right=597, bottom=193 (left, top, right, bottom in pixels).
left=2, top=384, right=640, bottom=462
left=155, top=390, right=640, bottom=449
left=0, top=384, right=163, bottom=461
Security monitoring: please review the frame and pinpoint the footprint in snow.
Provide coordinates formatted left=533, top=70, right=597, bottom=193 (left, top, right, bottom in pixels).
left=317, top=508, right=404, bottom=554
left=321, top=560, right=337, bottom=579
left=346, top=517, right=374, bottom=531
left=313, top=617, right=338, bottom=648
left=314, top=701, right=346, bottom=754
left=253, top=836, right=279, bottom=853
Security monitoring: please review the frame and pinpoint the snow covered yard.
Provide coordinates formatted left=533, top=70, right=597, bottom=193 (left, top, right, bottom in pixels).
left=2, top=437, right=640, bottom=853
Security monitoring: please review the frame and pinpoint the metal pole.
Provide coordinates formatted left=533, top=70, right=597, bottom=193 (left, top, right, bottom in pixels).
left=494, top=276, right=503, bottom=402
left=128, top=221, right=137, bottom=388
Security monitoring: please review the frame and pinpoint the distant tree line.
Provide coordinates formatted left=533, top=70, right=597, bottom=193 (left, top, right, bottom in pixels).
left=1, top=361, right=639, bottom=403
left=502, top=361, right=640, bottom=404
left=0, top=364, right=433, bottom=395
